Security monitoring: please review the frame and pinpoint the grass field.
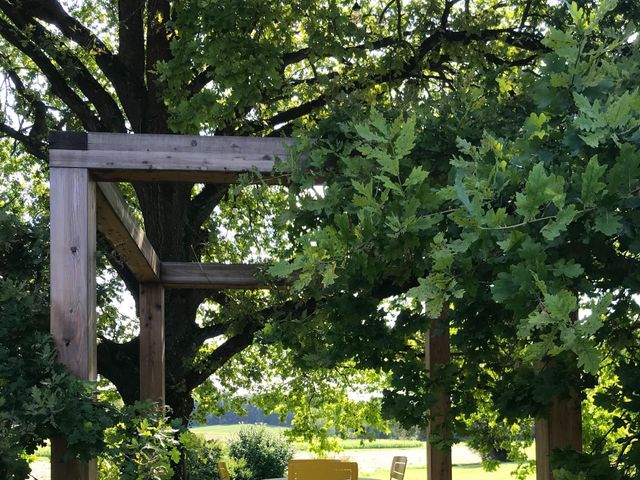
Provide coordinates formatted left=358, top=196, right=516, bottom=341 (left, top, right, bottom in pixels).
left=369, top=464, right=535, bottom=480
left=191, top=424, right=423, bottom=450
left=191, top=424, right=290, bottom=439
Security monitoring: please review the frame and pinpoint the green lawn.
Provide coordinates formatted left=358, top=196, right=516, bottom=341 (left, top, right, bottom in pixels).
left=191, top=424, right=290, bottom=439
left=369, top=464, right=534, bottom=480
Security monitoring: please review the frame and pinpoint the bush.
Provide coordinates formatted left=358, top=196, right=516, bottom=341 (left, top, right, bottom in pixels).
left=182, top=432, right=226, bottom=480
left=98, top=403, right=181, bottom=480
left=0, top=209, right=117, bottom=479
left=229, top=426, right=294, bottom=480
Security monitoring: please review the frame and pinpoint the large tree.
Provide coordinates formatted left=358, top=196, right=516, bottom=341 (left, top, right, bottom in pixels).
left=0, top=0, right=549, bottom=422
left=270, top=1, right=640, bottom=477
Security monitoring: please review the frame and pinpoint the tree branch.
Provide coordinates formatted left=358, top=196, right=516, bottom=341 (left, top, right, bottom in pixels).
left=2, top=62, right=48, bottom=144
left=0, top=122, right=46, bottom=160
left=0, top=2, right=127, bottom=131
left=11, top=0, right=145, bottom=131
left=185, top=321, right=263, bottom=390
left=520, top=0, right=533, bottom=29
left=0, top=17, right=103, bottom=131
left=242, top=27, right=545, bottom=134
left=145, top=0, right=172, bottom=132
left=189, top=184, right=229, bottom=230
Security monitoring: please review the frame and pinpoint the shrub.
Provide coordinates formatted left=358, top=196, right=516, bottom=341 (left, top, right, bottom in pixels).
left=182, top=432, right=226, bottom=480
left=99, top=403, right=181, bottom=480
left=229, top=426, right=294, bottom=480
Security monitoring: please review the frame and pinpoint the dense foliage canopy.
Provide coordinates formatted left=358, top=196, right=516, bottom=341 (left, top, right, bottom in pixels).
left=0, top=0, right=639, bottom=478
left=268, top=2, right=640, bottom=477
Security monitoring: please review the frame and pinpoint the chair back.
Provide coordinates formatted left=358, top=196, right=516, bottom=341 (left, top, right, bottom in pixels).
left=390, top=456, right=407, bottom=480
left=288, top=459, right=357, bottom=480
left=217, top=461, right=231, bottom=480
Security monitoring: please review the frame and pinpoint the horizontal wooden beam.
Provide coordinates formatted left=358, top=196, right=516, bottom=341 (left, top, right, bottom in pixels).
left=50, top=149, right=283, bottom=183
left=160, top=262, right=265, bottom=289
left=50, top=132, right=292, bottom=154
left=96, top=182, right=160, bottom=282
left=49, top=132, right=294, bottom=184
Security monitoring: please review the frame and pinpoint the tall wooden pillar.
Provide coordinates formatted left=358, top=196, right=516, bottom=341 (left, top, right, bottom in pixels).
left=426, top=310, right=452, bottom=480
left=139, top=283, right=165, bottom=404
left=50, top=167, right=97, bottom=480
left=535, top=389, right=582, bottom=479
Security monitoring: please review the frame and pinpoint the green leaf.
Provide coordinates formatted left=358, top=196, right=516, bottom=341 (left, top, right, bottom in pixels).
left=374, top=174, right=403, bottom=193
left=594, top=210, right=622, bottom=236
left=516, top=163, right=566, bottom=220
left=574, top=340, right=601, bottom=374
left=581, top=156, right=607, bottom=206
left=456, top=137, right=474, bottom=154
left=370, top=109, right=389, bottom=137
left=351, top=180, right=373, bottom=199
left=544, top=290, right=577, bottom=321
left=551, top=259, right=584, bottom=278
left=455, top=174, right=473, bottom=214
left=573, top=92, right=593, bottom=114
left=404, top=166, right=429, bottom=187
left=268, top=261, right=297, bottom=278
left=579, top=132, right=604, bottom=148
left=540, top=205, right=577, bottom=240
left=321, top=263, right=338, bottom=287
left=170, top=447, right=181, bottom=464
left=524, top=112, right=549, bottom=140
left=394, top=115, right=416, bottom=159
left=542, top=28, right=578, bottom=60
left=607, top=144, right=640, bottom=195
left=355, top=124, right=384, bottom=143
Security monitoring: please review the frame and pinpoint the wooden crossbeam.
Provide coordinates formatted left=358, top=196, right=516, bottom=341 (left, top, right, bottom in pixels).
left=160, top=262, right=264, bottom=289
left=49, top=132, right=293, bottom=183
left=96, top=182, right=160, bottom=282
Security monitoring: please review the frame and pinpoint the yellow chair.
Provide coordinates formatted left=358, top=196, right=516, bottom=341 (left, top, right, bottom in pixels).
left=389, top=456, right=407, bottom=480
left=288, top=459, right=358, bottom=480
left=217, top=461, right=231, bottom=480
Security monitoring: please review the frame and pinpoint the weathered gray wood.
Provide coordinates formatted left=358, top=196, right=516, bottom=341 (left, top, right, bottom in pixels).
left=139, top=283, right=165, bottom=405
left=161, top=262, right=264, bottom=289
left=536, top=387, right=582, bottom=479
left=49, top=167, right=97, bottom=480
left=426, top=310, right=452, bottom=480
left=96, top=182, right=160, bottom=282
left=50, top=149, right=285, bottom=183
left=86, top=132, right=293, bottom=154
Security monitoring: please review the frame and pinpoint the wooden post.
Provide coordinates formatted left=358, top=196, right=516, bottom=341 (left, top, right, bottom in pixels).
left=139, top=283, right=165, bottom=404
left=50, top=167, right=97, bottom=480
left=535, top=389, right=582, bottom=480
left=426, top=310, right=452, bottom=480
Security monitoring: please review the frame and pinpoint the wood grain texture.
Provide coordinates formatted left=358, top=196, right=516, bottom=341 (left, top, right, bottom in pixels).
left=86, top=132, right=293, bottom=154
left=49, top=167, right=97, bottom=480
left=50, top=149, right=286, bottom=183
left=139, top=283, right=165, bottom=404
left=96, top=182, right=160, bottom=282
left=535, top=390, right=582, bottom=480
left=426, top=310, right=452, bottom=480
left=161, top=262, right=264, bottom=289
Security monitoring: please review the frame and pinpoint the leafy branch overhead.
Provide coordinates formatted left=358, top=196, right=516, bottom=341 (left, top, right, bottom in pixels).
left=270, top=2, right=640, bottom=476
left=0, top=0, right=559, bottom=425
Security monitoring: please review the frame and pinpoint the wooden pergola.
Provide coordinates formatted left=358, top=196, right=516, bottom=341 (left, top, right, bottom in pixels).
left=48, top=132, right=581, bottom=480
